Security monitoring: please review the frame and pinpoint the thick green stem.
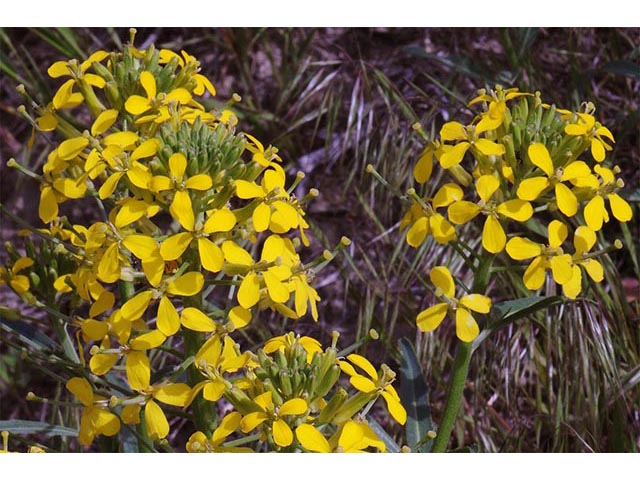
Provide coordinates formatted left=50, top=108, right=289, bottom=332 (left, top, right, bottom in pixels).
left=432, top=341, right=472, bottom=452
left=433, top=254, right=493, bottom=452
left=184, top=328, right=217, bottom=435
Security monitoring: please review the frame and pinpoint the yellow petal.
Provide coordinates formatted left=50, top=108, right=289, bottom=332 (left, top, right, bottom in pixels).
left=89, top=352, right=118, bottom=376
left=121, top=290, right=153, bottom=321
left=406, top=216, right=428, bottom=247
left=584, top=195, right=606, bottom=231
left=48, top=60, right=70, bottom=78
left=496, top=199, right=533, bottom=222
left=447, top=201, right=481, bottom=225
left=561, top=160, right=591, bottom=182
left=430, top=266, right=455, bottom=297
left=145, top=399, right=169, bottom=440
left=126, top=351, right=150, bottom=391
left=476, top=175, right=500, bottom=202
left=157, top=295, right=180, bottom=336
left=66, top=377, right=93, bottom=406
left=563, top=265, right=582, bottom=300
left=432, top=183, right=464, bottom=209
left=222, top=241, right=254, bottom=266
left=270, top=418, right=293, bottom=447
left=91, top=109, right=118, bottom=136
left=482, top=215, right=506, bottom=254
left=574, top=226, right=597, bottom=254
left=270, top=201, right=299, bottom=232
left=252, top=202, right=271, bottom=232
left=125, top=95, right=151, bottom=115
left=170, top=190, right=195, bottom=231
left=413, top=147, right=433, bottom=184
left=591, top=138, right=606, bottom=162
left=53, top=177, right=87, bottom=199
left=240, top=412, right=269, bottom=433
left=203, top=380, right=226, bottom=402
left=440, top=142, right=470, bottom=169
left=381, top=390, right=407, bottom=425
left=550, top=254, right=573, bottom=285
left=58, top=137, right=89, bottom=161
left=238, top=272, right=261, bottom=309
left=235, top=180, right=265, bottom=199
left=39, top=186, right=58, bottom=223
left=440, top=121, right=467, bottom=141
left=459, top=294, right=491, bottom=313
left=166, top=88, right=192, bottom=104
left=193, top=73, right=217, bottom=97
left=280, top=398, right=308, bottom=416
left=181, top=307, right=217, bottom=332
left=114, top=199, right=148, bottom=228
left=347, top=354, right=378, bottom=381
left=455, top=308, right=480, bottom=343
left=153, top=383, right=191, bottom=407
left=263, top=270, right=290, bottom=303
left=102, top=131, right=139, bottom=149
left=127, top=166, right=152, bottom=191
left=168, top=153, right=187, bottom=180
left=548, top=220, right=568, bottom=248
left=229, top=306, right=252, bottom=329
left=81, top=319, right=109, bottom=341
left=198, top=238, right=224, bottom=273
left=139, top=71, right=157, bottom=99
left=130, top=330, right=166, bottom=350
left=93, top=409, right=120, bottom=437
left=583, top=258, right=604, bottom=282
left=528, top=143, right=554, bottom=177
left=10, top=276, right=30, bottom=294
left=97, top=243, right=120, bottom=283
left=474, top=138, right=505, bottom=156
left=203, top=208, right=236, bottom=233
left=555, top=183, right=578, bottom=217
left=416, top=302, right=449, bottom=332
left=506, top=237, right=542, bottom=260
left=516, top=176, right=550, bottom=201
left=98, top=172, right=125, bottom=199
left=208, top=412, right=241, bottom=447
left=123, top=234, right=158, bottom=260
left=523, top=256, right=547, bottom=290
left=142, top=251, right=165, bottom=288
left=429, top=214, right=457, bottom=244
left=185, top=174, right=213, bottom=191
left=160, top=232, right=192, bottom=261
left=166, top=272, right=204, bottom=296
left=121, top=404, right=141, bottom=425
left=150, top=175, right=173, bottom=192
left=130, top=139, right=160, bottom=162
left=296, top=424, right=331, bottom=453
left=608, top=193, right=633, bottom=223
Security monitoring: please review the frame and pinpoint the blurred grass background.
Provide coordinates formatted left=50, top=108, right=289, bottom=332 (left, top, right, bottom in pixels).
left=1, top=27, right=639, bottom=452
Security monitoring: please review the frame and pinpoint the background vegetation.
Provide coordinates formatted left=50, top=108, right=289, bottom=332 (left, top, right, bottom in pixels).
left=1, top=27, right=639, bottom=452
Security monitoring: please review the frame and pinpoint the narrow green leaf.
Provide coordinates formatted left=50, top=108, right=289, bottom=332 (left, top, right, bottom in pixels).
left=398, top=337, right=433, bottom=452
left=601, top=60, right=640, bottom=80
left=0, top=318, right=57, bottom=351
left=473, top=296, right=563, bottom=349
left=0, top=420, right=77, bottom=437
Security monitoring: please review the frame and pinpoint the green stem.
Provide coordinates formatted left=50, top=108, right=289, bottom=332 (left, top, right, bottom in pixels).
left=433, top=254, right=493, bottom=452
left=432, top=341, right=472, bottom=452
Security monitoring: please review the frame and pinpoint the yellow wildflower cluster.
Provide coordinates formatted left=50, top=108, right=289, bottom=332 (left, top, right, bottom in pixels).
left=2, top=35, right=404, bottom=452
left=404, top=86, right=632, bottom=342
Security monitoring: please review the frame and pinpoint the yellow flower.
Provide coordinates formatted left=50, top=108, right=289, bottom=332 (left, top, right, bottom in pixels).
left=564, top=112, right=615, bottom=162
left=448, top=174, right=533, bottom=253
left=438, top=121, right=505, bottom=169
left=506, top=220, right=574, bottom=291
left=516, top=143, right=589, bottom=217
left=581, top=165, right=633, bottom=231
left=402, top=183, right=461, bottom=247
left=159, top=206, right=235, bottom=274
left=563, top=226, right=604, bottom=299
left=186, top=412, right=253, bottom=452
left=295, top=419, right=386, bottom=453
left=66, top=377, right=120, bottom=446
left=416, top=265, right=491, bottom=342
left=124, top=71, right=192, bottom=124
left=338, top=354, right=406, bottom=425
left=240, top=391, right=308, bottom=448
left=0, top=257, right=34, bottom=294
left=190, top=334, right=249, bottom=403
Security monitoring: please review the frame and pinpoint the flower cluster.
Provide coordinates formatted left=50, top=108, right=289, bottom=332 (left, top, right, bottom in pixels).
left=403, top=86, right=632, bottom=342
left=2, top=34, right=404, bottom=452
